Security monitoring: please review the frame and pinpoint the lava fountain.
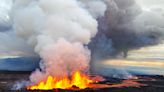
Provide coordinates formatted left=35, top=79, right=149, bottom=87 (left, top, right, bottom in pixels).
left=8, top=0, right=161, bottom=91
left=12, top=0, right=107, bottom=90
left=27, top=71, right=94, bottom=90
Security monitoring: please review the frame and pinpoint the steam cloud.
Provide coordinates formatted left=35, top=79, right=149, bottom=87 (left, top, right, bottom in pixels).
left=9, top=0, right=164, bottom=82
left=12, top=0, right=106, bottom=83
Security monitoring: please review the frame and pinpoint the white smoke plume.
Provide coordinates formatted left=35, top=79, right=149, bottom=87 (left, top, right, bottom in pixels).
left=10, top=0, right=164, bottom=82
left=12, top=0, right=106, bottom=83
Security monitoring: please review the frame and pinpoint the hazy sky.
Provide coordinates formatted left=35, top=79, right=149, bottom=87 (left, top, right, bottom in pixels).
left=0, top=0, right=36, bottom=57
left=136, top=0, right=164, bottom=14
left=137, top=0, right=164, bottom=8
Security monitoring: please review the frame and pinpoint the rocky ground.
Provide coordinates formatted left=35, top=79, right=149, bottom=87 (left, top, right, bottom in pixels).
left=0, top=72, right=163, bottom=92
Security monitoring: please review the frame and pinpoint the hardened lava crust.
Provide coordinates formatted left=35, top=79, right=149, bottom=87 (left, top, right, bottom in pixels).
left=0, top=72, right=164, bottom=92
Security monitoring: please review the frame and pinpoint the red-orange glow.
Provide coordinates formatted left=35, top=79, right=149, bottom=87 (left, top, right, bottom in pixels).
left=27, top=71, right=93, bottom=90
left=27, top=71, right=148, bottom=90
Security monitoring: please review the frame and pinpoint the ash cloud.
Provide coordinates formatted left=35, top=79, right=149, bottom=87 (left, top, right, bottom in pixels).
left=0, top=0, right=163, bottom=81
left=90, top=0, right=164, bottom=59
left=89, top=0, right=164, bottom=77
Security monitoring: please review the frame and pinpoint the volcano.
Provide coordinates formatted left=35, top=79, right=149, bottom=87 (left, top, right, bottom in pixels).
left=0, top=0, right=164, bottom=92
left=26, top=71, right=145, bottom=91
left=0, top=72, right=164, bottom=92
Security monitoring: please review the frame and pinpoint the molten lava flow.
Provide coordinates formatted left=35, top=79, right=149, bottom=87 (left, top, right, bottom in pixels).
left=27, top=71, right=93, bottom=90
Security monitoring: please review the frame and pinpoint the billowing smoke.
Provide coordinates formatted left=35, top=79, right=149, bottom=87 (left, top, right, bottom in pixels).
left=89, top=0, right=164, bottom=77
left=12, top=0, right=106, bottom=83
left=90, top=0, right=164, bottom=59
left=9, top=0, right=164, bottom=81
left=0, top=0, right=35, bottom=57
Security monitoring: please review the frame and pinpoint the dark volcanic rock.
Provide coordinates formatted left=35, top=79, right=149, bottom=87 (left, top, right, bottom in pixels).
left=0, top=74, right=163, bottom=92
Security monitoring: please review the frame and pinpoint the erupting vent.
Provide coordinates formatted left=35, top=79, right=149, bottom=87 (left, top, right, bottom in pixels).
left=27, top=71, right=94, bottom=90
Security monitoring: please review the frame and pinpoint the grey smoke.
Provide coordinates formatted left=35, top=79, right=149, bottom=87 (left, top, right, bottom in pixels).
left=89, top=0, right=164, bottom=59
left=0, top=31, right=36, bottom=56
left=12, top=81, right=29, bottom=90
left=0, top=0, right=12, bottom=31
left=89, top=0, right=164, bottom=78
left=0, top=0, right=163, bottom=81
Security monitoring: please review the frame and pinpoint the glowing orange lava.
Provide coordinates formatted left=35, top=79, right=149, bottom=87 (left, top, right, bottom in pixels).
left=27, top=71, right=93, bottom=90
